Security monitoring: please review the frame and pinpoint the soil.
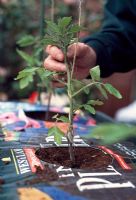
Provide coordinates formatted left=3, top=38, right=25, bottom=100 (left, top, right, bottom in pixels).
left=35, top=147, right=112, bottom=169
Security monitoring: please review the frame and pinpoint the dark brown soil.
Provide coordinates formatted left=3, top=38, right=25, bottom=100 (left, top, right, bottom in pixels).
left=36, top=147, right=112, bottom=169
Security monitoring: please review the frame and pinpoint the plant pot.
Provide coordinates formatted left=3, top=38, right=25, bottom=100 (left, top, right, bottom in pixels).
left=35, top=146, right=112, bottom=170
left=25, top=110, right=68, bottom=121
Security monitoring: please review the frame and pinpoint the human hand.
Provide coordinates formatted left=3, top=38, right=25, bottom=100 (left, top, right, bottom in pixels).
left=44, top=42, right=96, bottom=87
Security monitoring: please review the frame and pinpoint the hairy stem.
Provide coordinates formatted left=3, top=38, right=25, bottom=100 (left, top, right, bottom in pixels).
left=64, top=0, right=83, bottom=165
left=53, top=77, right=67, bottom=86
left=64, top=50, right=75, bottom=164
left=72, top=82, right=103, bottom=98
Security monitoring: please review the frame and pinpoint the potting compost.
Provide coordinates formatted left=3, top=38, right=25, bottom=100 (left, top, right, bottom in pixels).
left=0, top=101, right=136, bottom=200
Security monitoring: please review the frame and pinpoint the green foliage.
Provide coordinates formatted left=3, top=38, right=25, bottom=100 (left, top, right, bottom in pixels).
left=15, top=67, right=38, bottom=89
left=48, top=126, right=64, bottom=145
left=71, top=79, right=86, bottom=94
left=86, top=123, right=136, bottom=145
left=0, top=0, right=39, bottom=99
left=41, top=17, right=122, bottom=148
left=16, top=49, right=37, bottom=66
left=83, top=104, right=96, bottom=115
left=37, top=68, right=54, bottom=82
left=87, top=99, right=104, bottom=106
left=42, top=17, right=82, bottom=51
left=83, top=99, right=104, bottom=114
left=16, top=33, right=55, bottom=90
left=90, top=65, right=100, bottom=81
left=73, top=100, right=103, bottom=115
left=17, top=35, right=36, bottom=47
left=104, top=83, right=122, bottom=99
left=16, top=66, right=54, bottom=89
left=57, top=116, right=69, bottom=123
left=19, top=75, right=33, bottom=89
left=52, top=114, right=69, bottom=123
left=16, top=17, right=122, bottom=152
left=96, top=84, right=108, bottom=99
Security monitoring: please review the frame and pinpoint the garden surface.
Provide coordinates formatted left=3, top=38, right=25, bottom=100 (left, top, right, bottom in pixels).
left=0, top=101, right=136, bottom=200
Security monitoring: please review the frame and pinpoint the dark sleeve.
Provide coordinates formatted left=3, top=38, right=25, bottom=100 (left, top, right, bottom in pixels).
left=83, top=0, right=136, bottom=77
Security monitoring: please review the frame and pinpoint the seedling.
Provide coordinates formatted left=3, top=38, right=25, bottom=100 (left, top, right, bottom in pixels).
left=15, top=12, right=122, bottom=165
left=41, top=17, right=122, bottom=165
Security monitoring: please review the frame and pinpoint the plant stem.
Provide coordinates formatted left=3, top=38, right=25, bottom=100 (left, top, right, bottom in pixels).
left=64, top=50, right=75, bottom=165
left=78, top=0, right=82, bottom=27
left=53, top=77, right=67, bottom=86
left=64, top=0, right=83, bottom=165
left=72, top=82, right=102, bottom=98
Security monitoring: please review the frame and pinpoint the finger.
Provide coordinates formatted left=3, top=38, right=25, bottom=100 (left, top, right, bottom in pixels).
left=46, top=45, right=52, bottom=52
left=45, top=45, right=64, bottom=61
left=67, top=42, right=89, bottom=59
left=44, top=55, right=66, bottom=72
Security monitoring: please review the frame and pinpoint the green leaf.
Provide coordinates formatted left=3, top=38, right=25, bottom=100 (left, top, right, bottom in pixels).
left=41, top=38, right=59, bottom=46
left=48, top=126, right=56, bottom=136
left=72, top=79, right=85, bottom=86
left=48, top=126, right=64, bottom=145
left=90, top=65, right=100, bottom=81
left=89, top=123, right=136, bottom=144
left=17, top=49, right=35, bottom=66
left=58, top=116, right=69, bottom=123
left=20, top=67, right=38, bottom=73
left=87, top=99, right=104, bottom=106
left=73, top=103, right=83, bottom=112
left=83, top=87, right=90, bottom=95
left=72, top=79, right=83, bottom=85
left=34, top=47, right=43, bottom=57
left=84, top=104, right=96, bottom=115
left=96, top=84, right=108, bottom=99
left=37, top=68, right=54, bottom=83
left=17, top=35, right=36, bottom=47
left=71, top=79, right=85, bottom=93
left=54, top=127, right=64, bottom=145
left=46, top=20, right=60, bottom=35
left=37, top=68, right=53, bottom=77
left=69, top=24, right=81, bottom=34
left=15, top=71, right=28, bottom=80
left=19, top=75, right=33, bottom=89
left=104, top=83, right=122, bottom=99
left=58, top=17, right=72, bottom=29
left=15, top=67, right=38, bottom=80
left=44, top=17, right=79, bottom=50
